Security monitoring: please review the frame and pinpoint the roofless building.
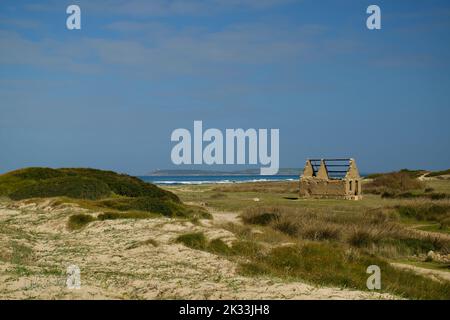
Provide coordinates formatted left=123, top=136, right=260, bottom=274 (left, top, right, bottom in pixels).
left=299, top=158, right=362, bottom=200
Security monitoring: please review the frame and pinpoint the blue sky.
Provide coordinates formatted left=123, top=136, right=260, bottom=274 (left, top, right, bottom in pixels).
left=1, top=0, right=450, bottom=175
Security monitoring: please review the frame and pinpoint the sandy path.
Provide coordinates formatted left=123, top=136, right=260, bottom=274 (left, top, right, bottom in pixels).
left=0, top=199, right=396, bottom=300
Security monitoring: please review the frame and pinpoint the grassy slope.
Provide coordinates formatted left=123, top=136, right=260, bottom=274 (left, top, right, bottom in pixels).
left=427, top=169, right=450, bottom=177
left=0, top=167, right=209, bottom=220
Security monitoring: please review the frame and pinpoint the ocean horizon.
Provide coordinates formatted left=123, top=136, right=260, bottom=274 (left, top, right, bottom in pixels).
left=138, top=175, right=299, bottom=185
left=138, top=172, right=373, bottom=185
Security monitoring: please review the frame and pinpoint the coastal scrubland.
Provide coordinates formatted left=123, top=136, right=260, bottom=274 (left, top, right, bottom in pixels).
left=0, top=167, right=449, bottom=299
left=167, top=171, right=450, bottom=299
left=0, top=167, right=209, bottom=221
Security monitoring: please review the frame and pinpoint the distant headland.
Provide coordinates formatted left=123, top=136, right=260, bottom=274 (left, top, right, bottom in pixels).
left=148, top=168, right=303, bottom=176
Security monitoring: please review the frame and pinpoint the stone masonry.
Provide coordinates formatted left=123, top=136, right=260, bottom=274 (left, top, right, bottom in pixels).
left=299, top=158, right=362, bottom=200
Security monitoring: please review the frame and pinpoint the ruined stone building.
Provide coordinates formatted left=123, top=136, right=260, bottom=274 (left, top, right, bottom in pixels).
left=299, top=158, right=362, bottom=200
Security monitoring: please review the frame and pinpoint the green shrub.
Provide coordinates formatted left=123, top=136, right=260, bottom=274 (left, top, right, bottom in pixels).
left=98, top=197, right=209, bottom=218
left=176, top=232, right=207, bottom=250
left=273, top=219, right=299, bottom=237
left=1, top=167, right=210, bottom=221
left=382, top=192, right=449, bottom=200
left=230, top=240, right=262, bottom=257
left=68, top=214, right=96, bottom=230
left=177, top=233, right=243, bottom=256
left=398, top=169, right=428, bottom=178
left=367, top=169, right=426, bottom=180
left=397, top=192, right=415, bottom=198
left=427, top=169, right=450, bottom=177
left=241, top=244, right=357, bottom=286
left=347, top=229, right=446, bottom=255
left=1, top=167, right=180, bottom=203
left=10, top=177, right=111, bottom=200
left=60, top=168, right=180, bottom=202
left=208, top=239, right=232, bottom=255
left=241, top=212, right=280, bottom=226
left=383, top=238, right=438, bottom=255
left=396, top=204, right=450, bottom=223
left=439, top=217, right=450, bottom=229
left=97, top=211, right=156, bottom=220
left=365, top=172, right=425, bottom=194
left=99, top=197, right=173, bottom=215
left=348, top=230, right=378, bottom=247
left=10, top=167, right=66, bottom=180
left=5, top=241, right=34, bottom=265
left=302, top=225, right=341, bottom=241
left=429, top=193, right=448, bottom=200
left=364, top=209, right=398, bottom=225
left=381, top=191, right=395, bottom=198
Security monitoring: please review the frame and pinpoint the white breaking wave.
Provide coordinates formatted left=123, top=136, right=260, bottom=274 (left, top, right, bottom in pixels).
left=152, top=180, right=233, bottom=185
left=151, top=177, right=295, bottom=185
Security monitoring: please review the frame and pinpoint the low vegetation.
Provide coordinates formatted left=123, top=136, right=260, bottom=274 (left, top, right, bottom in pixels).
left=213, top=181, right=298, bottom=194
left=97, top=211, right=157, bottom=220
left=426, top=169, right=450, bottom=178
left=176, top=232, right=208, bottom=250
left=381, top=191, right=449, bottom=200
left=365, top=171, right=425, bottom=195
left=0, top=241, right=34, bottom=265
left=10, top=177, right=111, bottom=201
left=0, top=167, right=210, bottom=221
left=365, top=169, right=427, bottom=180
left=67, top=214, right=96, bottom=230
left=169, top=175, right=450, bottom=299
left=176, top=232, right=261, bottom=257
left=240, top=206, right=449, bottom=257
left=98, top=197, right=209, bottom=218
left=176, top=229, right=450, bottom=299
left=0, top=167, right=178, bottom=202
left=240, top=243, right=450, bottom=300
left=68, top=207, right=209, bottom=231
left=396, top=204, right=450, bottom=229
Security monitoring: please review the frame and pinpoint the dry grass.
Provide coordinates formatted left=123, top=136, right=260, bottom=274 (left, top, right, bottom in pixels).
left=240, top=242, right=450, bottom=300
left=240, top=205, right=450, bottom=257
left=396, top=203, right=450, bottom=227
left=365, top=172, right=425, bottom=195
left=175, top=220, right=450, bottom=299
left=167, top=178, right=450, bottom=299
left=213, top=181, right=298, bottom=194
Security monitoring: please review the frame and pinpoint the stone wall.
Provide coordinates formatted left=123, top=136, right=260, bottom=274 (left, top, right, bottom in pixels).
left=299, top=178, right=346, bottom=198
left=299, top=178, right=362, bottom=200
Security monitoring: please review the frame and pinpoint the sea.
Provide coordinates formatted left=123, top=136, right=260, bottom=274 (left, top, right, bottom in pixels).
left=138, top=175, right=299, bottom=186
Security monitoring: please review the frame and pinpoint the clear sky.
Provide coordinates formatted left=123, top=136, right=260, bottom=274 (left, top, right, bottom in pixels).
left=1, top=0, right=449, bottom=175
